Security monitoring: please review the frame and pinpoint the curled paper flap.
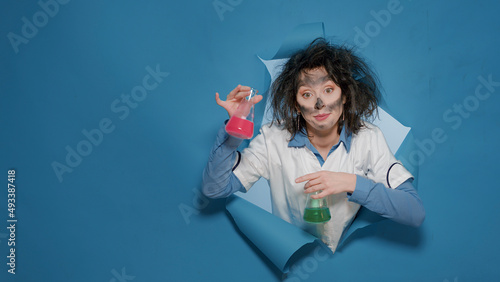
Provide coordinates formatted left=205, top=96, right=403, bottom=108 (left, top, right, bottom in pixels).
left=337, top=207, right=385, bottom=250
left=371, top=106, right=411, bottom=155
left=258, top=57, right=289, bottom=86
left=226, top=195, right=322, bottom=272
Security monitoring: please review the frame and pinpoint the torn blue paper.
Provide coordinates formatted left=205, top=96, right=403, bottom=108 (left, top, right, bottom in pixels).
left=226, top=195, right=324, bottom=272
left=227, top=21, right=418, bottom=273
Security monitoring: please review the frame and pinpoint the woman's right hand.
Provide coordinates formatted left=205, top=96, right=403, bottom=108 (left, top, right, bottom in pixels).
left=215, top=85, right=263, bottom=117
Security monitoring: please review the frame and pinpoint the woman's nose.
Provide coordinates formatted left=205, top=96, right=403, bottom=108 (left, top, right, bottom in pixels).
left=314, top=97, right=325, bottom=110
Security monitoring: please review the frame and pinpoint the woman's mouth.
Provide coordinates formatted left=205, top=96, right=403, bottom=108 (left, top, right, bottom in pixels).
left=314, top=113, right=330, bottom=121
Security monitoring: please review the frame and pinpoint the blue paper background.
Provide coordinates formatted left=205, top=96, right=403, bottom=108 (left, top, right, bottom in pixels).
left=1, top=0, right=499, bottom=281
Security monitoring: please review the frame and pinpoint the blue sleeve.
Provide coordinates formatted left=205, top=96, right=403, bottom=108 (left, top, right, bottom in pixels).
left=347, top=176, right=425, bottom=227
left=202, top=122, right=247, bottom=198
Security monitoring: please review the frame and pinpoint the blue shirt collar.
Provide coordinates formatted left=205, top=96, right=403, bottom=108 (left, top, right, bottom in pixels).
left=288, top=124, right=352, bottom=153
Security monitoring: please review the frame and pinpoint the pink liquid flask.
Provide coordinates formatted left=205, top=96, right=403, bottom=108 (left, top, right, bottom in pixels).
left=225, top=88, right=257, bottom=139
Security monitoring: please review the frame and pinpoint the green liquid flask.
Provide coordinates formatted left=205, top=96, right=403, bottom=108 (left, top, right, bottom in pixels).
left=303, top=191, right=331, bottom=224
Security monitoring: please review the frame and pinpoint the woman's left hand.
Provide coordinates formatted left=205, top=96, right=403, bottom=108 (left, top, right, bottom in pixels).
left=295, top=171, right=357, bottom=199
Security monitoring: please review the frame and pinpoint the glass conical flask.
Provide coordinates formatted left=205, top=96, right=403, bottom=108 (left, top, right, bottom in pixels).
left=225, top=88, right=257, bottom=139
left=303, top=191, right=331, bottom=224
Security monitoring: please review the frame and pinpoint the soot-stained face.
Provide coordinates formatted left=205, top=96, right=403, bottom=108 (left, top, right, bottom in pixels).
left=296, top=67, right=345, bottom=136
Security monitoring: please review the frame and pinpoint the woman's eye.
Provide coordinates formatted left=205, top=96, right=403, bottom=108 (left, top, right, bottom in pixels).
left=325, top=88, right=333, bottom=94
left=302, top=92, right=311, bottom=98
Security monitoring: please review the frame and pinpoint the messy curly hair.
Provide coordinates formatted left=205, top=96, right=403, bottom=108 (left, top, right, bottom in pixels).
left=270, top=38, right=380, bottom=139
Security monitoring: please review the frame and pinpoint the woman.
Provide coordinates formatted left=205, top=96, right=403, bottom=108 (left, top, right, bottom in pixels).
left=203, top=38, right=425, bottom=253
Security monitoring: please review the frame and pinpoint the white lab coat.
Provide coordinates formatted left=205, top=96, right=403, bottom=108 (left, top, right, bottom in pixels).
left=233, top=122, right=413, bottom=252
